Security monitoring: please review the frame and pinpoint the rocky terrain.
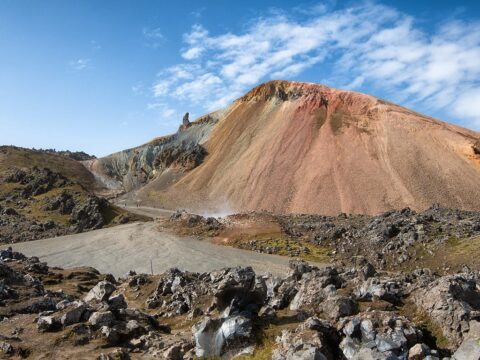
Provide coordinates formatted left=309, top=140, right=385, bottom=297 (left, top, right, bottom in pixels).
left=0, top=147, right=148, bottom=243
left=0, top=248, right=478, bottom=359
left=167, top=205, right=480, bottom=275
left=86, top=80, right=480, bottom=215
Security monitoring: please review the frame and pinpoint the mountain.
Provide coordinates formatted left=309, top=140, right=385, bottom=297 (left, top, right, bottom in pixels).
left=86, top=80, right=480, bottom=215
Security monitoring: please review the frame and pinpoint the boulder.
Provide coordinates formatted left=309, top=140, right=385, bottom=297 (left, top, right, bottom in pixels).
left=89, top=311, right=115, bottom=328
left=71, top=196, right=107, bottom=232
left=108, top=294, right=127, bottom=310
left=355, top=277, right=403, bottom=304
left=163, top=344, right=183, bottom=360
left=289, top=268, right=344, bottom=312
left=273, top=318, right=337, bottom=360
left=61, top=301, right=87, bottom=326
left=84, top=281, right=116, bottom=302
left=100, top=325, right=120, bottom=346
left=321, top=296, right=357, bottom=320
left=340, top=315, right=421, bottom=360
left=412, top=273, right=480, bottom=347
left=452, top=320, right=480, bottom=360
left=408, top=343, right=430, bottom=360
left=192, top=315, right=253, bottom=357
left=37, top=315, right=60, bottom=332
left=211, top=267, right=267, bottom=313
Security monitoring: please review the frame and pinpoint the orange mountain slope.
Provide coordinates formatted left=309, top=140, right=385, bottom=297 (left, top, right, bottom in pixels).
left=89, top=81, right=480, bottom=215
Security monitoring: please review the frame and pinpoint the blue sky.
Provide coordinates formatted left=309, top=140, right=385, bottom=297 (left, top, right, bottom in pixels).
left=1, top=1, right=479, bottom=156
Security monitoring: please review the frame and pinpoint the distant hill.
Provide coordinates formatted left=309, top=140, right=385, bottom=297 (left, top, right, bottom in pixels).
left=0, top=146, right=147, bottom=242
left=35, top=148, right=96, bottom=161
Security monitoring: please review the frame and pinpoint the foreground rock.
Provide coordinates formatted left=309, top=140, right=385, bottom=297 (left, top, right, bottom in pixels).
left=0, top=250, right=477, bottom=358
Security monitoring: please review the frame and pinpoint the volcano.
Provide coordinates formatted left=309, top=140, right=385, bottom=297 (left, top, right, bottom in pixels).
left=86, top=80, right=480, bottom=215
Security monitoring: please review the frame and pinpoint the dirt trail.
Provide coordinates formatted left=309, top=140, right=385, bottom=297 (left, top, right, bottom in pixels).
left=123, top=205, right=174, bottom=219
left=9, top=222, right=293, bottom=277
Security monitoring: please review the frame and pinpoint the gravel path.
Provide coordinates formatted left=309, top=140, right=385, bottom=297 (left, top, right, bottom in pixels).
left=9, top=222, right=292, bottom=277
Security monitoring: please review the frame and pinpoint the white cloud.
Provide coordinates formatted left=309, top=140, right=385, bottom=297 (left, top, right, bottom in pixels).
left=182, top=47, right=204, bottom=60
left=153, top=80, right=171, bottom=97
left=69, top=58, right=90, bottom=71
left=152, top=3, right=480, bottom=129
left=453, top=88, right=480, bottom=127
left=147, top=102, right=178, bottom=121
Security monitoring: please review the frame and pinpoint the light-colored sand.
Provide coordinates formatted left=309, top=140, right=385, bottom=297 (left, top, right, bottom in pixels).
left=9, top=222, right=292, bottom=277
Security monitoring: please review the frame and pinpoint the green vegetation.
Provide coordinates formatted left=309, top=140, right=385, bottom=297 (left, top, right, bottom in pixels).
left=232, top=232, right=330, bottom=263
left=399, top=301, right=450, bottom=350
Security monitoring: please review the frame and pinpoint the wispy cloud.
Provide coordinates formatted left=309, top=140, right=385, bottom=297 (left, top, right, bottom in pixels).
left=131, top=82, right=144, bottom=95
left=147, top=101, right=178, bottom=122
left=152, top=3, right=480, bottom=128
left=143, top=27, right=164, bottom=49
left=69, top=58, right=91, bottom=71
left=90, top=40, right=101, bottom=50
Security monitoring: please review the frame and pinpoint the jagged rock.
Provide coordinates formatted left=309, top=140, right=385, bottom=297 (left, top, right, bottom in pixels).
left=24, top=261, right=49, bottom=274
left=154, top=143, right=207, bottom=171
left=412, top=273, right=480, bottom=347
left=321, top=296, right=357, bottom=320
left=289, top=267, right=344, bottom=313
left=89, top=311, right=115, bottom=328
left=408, top=343, right=430, bottom=360
left=61, top=301, right=87, bottom=326
left=452, top=339, right=480, bottom=360
left=71, top=196, right=107, bottom=232
left=211, top=266, right=267, bottom=313
left=473, top=139, right=480, bottom=155
left=452, top=320, right=480, bottom=360
left=272, top=317, right=338, bottom=360
left=163, top=344, right=183, bottom=360
left=97, top=349, right=130, bottom=360
left=268, top=276, right=299, bottom=309
left=289, top=259, right=314, bottom=279
left=182, top=112, right=190, bottom=127
left=84, top=281, right=116, bottom=302
left=340, top=314, right=422, bottom=360
left=355, top=277, right=403, bottom=304
left=0, top=247, right=27, bottom=261
left=44, top=192, right=75, bottom=214
left=108, top=294, right=127, bottom=310
left=37, top=315, right=60, bottom=332
left=0, top=341, right=13, bottom=355
left=192, top=315, right=253, bottom=357
left=187, top=307, right=204, bottom=320
left=100, top=325, right=120, bottom=345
